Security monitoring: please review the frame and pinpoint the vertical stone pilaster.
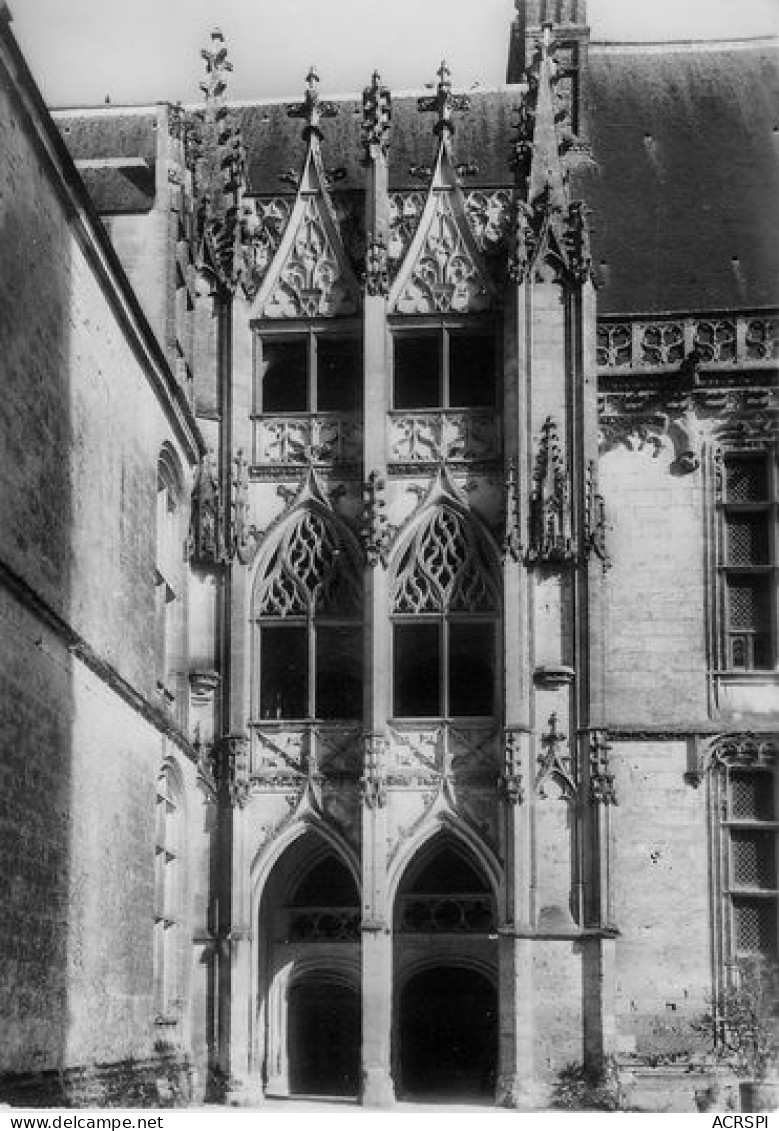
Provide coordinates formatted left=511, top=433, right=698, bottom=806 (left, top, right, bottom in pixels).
left=359, top=73, right=395, bottom=1106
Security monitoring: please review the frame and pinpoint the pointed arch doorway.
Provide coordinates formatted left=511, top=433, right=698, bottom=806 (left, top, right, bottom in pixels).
left=257, top=833, right=361, bottom=1098
left=393, top=835, right=499, bottom=1101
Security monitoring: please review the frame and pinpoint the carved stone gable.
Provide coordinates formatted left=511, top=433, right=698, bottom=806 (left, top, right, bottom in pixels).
left=251, top=73, right=361, bottom=319
left=256, top=189, right=360, bottom=319
left=389, top=148, right=495, bottom=315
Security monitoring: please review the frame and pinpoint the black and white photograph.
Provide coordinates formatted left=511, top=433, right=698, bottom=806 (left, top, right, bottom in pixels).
left=1, top=0, right=778, bottom=1117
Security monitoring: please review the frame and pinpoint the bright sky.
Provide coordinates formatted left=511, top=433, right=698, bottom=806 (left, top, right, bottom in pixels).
left=9, top=0, right=779, bottom=107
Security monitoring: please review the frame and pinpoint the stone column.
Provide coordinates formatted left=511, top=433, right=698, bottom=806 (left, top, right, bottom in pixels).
left=359, top=73, right=395, bottom=1107
left=496, top=284, right=536, bottom=1107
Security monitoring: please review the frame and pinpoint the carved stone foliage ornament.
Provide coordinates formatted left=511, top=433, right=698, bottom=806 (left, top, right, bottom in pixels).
left=597, top=312, right=779, bottom=372
left=261, top=196, right=358, bottom=318
left=361, top=71, right=392, bottom=159
left=237, top=198, right=292, bottom=301
left=213, top=735, right=250, bottom=807
left=363, top=234, right=389, bottom=297
left=584, top=460, right=608, bottom=566
left=706, top=733, right=777, bottom=772
left=191, top=29, right=247, bottom=292
left=255, top=415, right=362, bottom=466
left=503, top=456, right=523, bottom=562
left=394, top=191, right=492, bottom=315
left=527, top=416, right=575, bottom=565
left=361, top=471, right=391, bottom=566
left=388, top=410, right=499, bottom=464
left=589, top=731, right=616, bottom=805
left=501, top=728, right=525, bottom=805
left=361, top=734, right=388, bottom=809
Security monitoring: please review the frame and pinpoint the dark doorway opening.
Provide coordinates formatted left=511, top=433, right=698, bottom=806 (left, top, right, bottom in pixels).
left=288, top=980, right=360, bottom=1097
left=399, top=967, right=497, bottom=1100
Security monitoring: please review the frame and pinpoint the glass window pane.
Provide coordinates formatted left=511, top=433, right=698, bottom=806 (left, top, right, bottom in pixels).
left=393, top=334, right=441, bottom=409
left=260, top=624, right=308, bottom=719
left=316, top=337, right=362, bottom=412
left=394, top=623, right=441, bottom=717
left=261, top=339, right=308, bottom=413
left=316, top=625, right=363, bottom=720
left=448, top=622, right=495, bottom=716
left=449, top=333, right=496, bottom=408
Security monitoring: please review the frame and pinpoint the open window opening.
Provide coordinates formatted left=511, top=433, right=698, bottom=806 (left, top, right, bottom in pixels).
left=721, top=452, right=777, bottom=671
left=391, top=507, right=499, bottom=719
left=392, top=327, right=496, bottom=410
left=254, top=509, right=363, bottom=722
left=258, top=331, right=362, bottom=414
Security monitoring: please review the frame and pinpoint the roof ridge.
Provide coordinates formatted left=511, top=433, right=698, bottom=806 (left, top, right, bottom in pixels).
left=590, top=35, right=779, bottom=54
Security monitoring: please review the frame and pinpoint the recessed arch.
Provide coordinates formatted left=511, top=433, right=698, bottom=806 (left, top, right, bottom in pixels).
left=251, top=816, right=361, bottom=908
left=387, top=813, right=502, bottom=907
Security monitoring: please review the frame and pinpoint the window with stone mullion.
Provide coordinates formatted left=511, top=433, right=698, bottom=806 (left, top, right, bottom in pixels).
left=724, top=766, right=779, bottom=961
left=721, top=452, right=777, bottom=670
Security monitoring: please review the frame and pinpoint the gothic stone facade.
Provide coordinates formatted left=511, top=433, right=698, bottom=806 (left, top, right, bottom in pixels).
left=1, top=0, right=778, bottom=1111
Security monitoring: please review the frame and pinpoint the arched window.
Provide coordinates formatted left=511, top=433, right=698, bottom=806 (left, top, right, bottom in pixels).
left=391, top=506, right=499, bottom=718
left=155, top=446, right=184, bottom=703
left=154, top=763, right=184, bottom=1021
left=254, top=509, right=363, bottom=721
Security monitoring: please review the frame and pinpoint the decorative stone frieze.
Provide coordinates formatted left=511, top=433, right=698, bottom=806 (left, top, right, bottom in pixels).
left=387, top=410, right=500, bottom=464
left=254, top=414, right=363, bottom=466
left=597, top=311, right=779, bottom=373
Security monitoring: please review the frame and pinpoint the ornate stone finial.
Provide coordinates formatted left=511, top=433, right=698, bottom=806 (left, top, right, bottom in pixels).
left=362, top=70, right=392, bottom=159
left=200, top=28, right=232, bottom=101
left=192, top=29, right=248, bottom=291
left=527, top=416, right=576, bottom=565
left=287, top=65, right=339, bottom=140
left=417, top=59, right=470, bottom=138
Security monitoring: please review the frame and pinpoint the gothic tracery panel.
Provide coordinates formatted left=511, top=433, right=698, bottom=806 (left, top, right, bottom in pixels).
left=254, top=509, right=361, bottom=617
left=391, top=507, right=498, bottom=615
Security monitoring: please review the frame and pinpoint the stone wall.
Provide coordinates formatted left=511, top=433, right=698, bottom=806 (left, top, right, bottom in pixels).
left=0, top=26, right=206, bottom=1092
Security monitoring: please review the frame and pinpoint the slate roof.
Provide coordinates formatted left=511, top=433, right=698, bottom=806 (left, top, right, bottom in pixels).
left=53, top=109, right=158, bottom=212
left=579, top=42, right=779, bottom=315
left=236, top=89, right=519, bottom=194
left=51, top=40, right=779, bottom=314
